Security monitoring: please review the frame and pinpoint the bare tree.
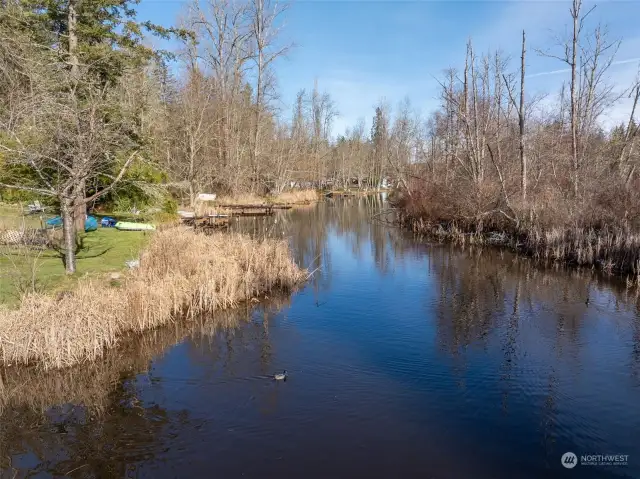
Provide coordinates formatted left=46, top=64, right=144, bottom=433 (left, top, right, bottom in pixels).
left=388, top=98, right=415, bottom=194
left=188, top=0, right=253, bottom=190
left=309, top=81, right=337, bottom=185
left=0, top=11, right=154, bottom=272
left=0, top=76, right=142, bottom=272
left=617, top=74, right=640, bottom=186
left=175, top=44, right=217, bottom=206
left=519, top=31, right=527, bottom=203
left=537, top=0, right=617, bottom=197
left=504, top=31, right=527, bottom=203
left=248, top=0, right=289, bottom=191
left=569, top=0, right=582, bottom=197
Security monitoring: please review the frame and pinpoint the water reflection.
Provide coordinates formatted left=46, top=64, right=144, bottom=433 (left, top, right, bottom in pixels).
left=0, top=299, right=291, bottom=478
left=2, top=197, right=639, bottom=478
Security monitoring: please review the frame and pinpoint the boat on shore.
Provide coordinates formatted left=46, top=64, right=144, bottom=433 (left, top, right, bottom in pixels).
left=114, top=221, right=156, bottom=231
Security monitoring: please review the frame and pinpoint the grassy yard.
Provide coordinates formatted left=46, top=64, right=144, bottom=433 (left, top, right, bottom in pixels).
left=0, top=227, right=150, bottom=305
left=0, top=203, right=48, bottom=230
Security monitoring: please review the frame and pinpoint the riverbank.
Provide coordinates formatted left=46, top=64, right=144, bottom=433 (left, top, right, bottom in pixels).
left=323, top=189, right=386, bottom=197
left=0, top=228, right=306, bottom=369
left=0, top=296, right=293, bottom=416
left=394, top=188, right=640, bottom=287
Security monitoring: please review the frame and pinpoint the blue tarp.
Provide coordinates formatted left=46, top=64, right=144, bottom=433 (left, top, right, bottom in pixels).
left=85, top=216, right=98, bottom=232
left=45, top=216, right=62, bottom=228
left=45, top=215, right=98, bottom=232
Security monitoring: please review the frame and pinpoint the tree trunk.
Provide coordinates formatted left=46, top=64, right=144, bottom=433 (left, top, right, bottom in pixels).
left=616, top=83, right=640, bottom=177
left=68, top=0, right=79, bottom=84
left=61, top=201, right=77, bottom=274
left=73, top=180, right=86, bottom=233
left=625, top=163, right=636, bottom=188
left=519, top=30, right=527, bottom=203
left=189, top=180, right=196, bottom=208
left=69, top=0, right=84, bottom=233
left=570, top=0, right=580, bottom=197
left=188, top=136, right=196, bottom=207
left=252, top=49, right=263, bottom=192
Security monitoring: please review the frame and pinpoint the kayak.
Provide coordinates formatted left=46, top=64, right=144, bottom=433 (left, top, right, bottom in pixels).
left=115, top=221, right=156, bottom=231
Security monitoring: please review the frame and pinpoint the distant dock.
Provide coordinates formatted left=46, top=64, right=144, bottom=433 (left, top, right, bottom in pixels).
left=216, top=204, right=292, bottom=216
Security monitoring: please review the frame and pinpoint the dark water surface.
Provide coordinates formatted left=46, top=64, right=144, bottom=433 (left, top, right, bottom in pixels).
left=2, top=197, right=640, bottom=478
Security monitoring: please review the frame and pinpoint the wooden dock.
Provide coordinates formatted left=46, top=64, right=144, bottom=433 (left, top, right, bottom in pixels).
left=216, top=204, right=292, bottom=216
left=271, top=204, right=294, bottom=210
left=182, top=215, right=230, bottom=232
left=179, top=204, right=293, bottom=229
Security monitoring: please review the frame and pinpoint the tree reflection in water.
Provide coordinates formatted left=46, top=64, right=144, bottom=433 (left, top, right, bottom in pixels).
left=0, top=298, right=291, bottom=478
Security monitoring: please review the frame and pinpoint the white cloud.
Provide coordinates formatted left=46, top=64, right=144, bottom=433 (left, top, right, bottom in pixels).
left=528, top=58, right=640, bottom=78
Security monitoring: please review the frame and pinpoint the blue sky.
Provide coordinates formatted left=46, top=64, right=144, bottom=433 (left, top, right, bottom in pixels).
left=137, top=0, right=640, bottom=135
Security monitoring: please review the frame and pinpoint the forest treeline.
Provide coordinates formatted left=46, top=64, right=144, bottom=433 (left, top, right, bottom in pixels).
left=1, top=0, right=639, bottom=275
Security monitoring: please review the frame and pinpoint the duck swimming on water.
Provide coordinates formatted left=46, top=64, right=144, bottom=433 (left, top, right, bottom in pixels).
left=274, top=370, right=287, bottom=381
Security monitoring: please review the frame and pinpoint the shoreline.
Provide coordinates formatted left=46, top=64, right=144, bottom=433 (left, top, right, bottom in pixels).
left=0, top=228, right=307, bottom=370
left=0, top=294, right=293, bottom=416
left=396, top=212, right=640, bottom=287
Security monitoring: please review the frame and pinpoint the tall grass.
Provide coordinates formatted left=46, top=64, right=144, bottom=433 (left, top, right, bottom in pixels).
left=271, top=189, right=318, bottom=205
left=0, top=300, right=288, bottom=416
left=215, top=189, right=318, bottom=206
left=215, top=192, right=266, bottom=206
left=0, top=228, right=306, bottom=369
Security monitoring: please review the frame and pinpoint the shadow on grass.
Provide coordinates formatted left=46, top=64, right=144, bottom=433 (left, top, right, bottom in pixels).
left=49, top=235, right=115, bottom=269
left=1, top=228, right=149, bottom=305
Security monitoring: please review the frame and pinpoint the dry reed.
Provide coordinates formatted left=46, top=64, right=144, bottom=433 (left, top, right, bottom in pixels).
left=215, top=189, right=318, bottom=206
left=400, top=213, right=640, bottom=278
left=0, top=228, right=306, bottom=369
left=271, top=189, right=318, bottom=205
left=215, top=192, right=267, bottom=205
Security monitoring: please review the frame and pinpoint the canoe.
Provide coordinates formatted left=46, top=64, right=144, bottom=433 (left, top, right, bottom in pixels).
left=115, top=221, right=156, bottom=231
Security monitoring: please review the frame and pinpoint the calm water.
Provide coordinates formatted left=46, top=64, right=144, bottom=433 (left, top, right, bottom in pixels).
left=2, top=197, right=640, bottom=478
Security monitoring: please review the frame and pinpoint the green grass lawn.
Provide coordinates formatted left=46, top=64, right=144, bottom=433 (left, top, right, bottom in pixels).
left=0, top=203, right=49, bottom=230
left=0, top=227, right=150, bottom=305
